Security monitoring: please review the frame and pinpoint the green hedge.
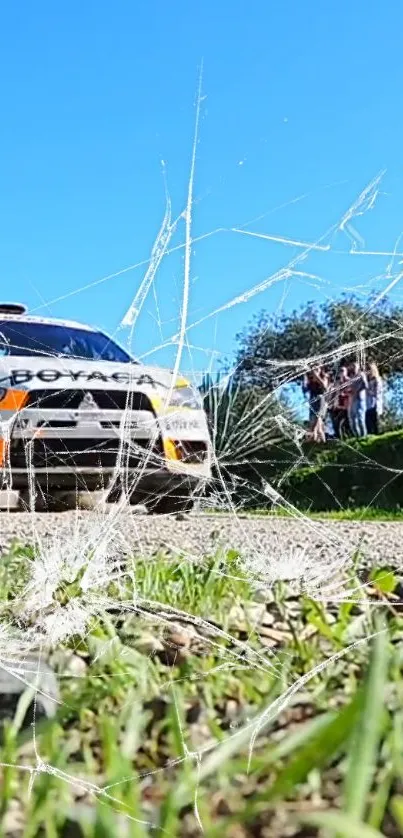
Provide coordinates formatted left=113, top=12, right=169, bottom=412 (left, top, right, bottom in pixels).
left=212, top=439, right=309, bottom=507
left=281, top=430, right=403, bottom=511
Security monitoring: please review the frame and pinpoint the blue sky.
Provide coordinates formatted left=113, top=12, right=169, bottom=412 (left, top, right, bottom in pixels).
left=1, top=1, right=403, bottom=376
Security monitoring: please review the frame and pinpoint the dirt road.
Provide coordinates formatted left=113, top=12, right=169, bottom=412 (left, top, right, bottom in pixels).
left=1, top=510, right=401, bottom=581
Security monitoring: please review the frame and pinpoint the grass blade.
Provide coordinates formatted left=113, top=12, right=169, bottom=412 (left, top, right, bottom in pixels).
left=229, top=710, right=336, bottom=776
left=176, top=669, right=285, bottom=797
left=264, top=691, right=363, bottom=801
left=298, top=810, right=385, bottom=837
left=344, top=620, right=389, bottom=821
left=390, top=796, right=403, bottom=831
left=367, top=769, right=393, bottom=829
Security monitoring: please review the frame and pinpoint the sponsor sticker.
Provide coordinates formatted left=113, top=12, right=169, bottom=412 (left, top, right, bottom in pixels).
left=164, top=416, right=203, bottom=432
left=1, top=369, right=161, bottom=387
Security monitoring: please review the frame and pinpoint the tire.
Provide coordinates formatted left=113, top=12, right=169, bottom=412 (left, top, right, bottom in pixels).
left=106, top=484, right=123, bottom=503
left=19, top=489, right=77, bottom=512
left=145, top=492, right=194, bottom=515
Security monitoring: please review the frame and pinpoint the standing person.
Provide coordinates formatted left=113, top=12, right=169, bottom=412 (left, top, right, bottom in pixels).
left=303, top=366, right=329, bottom=443
left=348, top=361, right=368, bottom=437
left=331, top=365, right=351, bottom=439
left=327, top=372, right=339, bottom=439
left=366, top=362, right=383, bottom=434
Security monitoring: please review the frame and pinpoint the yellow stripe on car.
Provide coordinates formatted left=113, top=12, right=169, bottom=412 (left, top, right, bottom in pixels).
left=175, top=376, right=190, bottom=388
left=163, top=438, right=181, bottom=461
left=150, top=395, right=163, bottom=411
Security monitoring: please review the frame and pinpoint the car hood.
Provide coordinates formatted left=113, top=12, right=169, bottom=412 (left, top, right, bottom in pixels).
left=0, top=355, right=185, bottom=393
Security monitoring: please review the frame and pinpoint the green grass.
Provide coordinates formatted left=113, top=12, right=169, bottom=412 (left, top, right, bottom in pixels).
left=207, top=506, right=403, bottom=521
left=1, top=543, right=403, bottom=837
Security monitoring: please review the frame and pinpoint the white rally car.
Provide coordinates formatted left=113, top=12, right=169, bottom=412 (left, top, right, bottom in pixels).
left=0, top=304, right=212, bottom=513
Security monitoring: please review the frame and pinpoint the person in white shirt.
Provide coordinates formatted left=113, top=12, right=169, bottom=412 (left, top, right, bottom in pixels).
left=366, top=362, right=383, bottom=435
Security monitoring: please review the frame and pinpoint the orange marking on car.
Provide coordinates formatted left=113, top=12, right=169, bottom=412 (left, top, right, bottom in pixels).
left=0, top=439, right=8, bottom=467
left=0, top=389, right=29, bottom=411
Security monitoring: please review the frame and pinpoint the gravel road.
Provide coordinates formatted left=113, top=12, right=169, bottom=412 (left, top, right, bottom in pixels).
left=1, top=509, right=402, bottom=580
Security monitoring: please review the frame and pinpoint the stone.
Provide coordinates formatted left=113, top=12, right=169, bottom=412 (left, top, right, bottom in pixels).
left=0, top=655, right=59, bottom=739
left=133, top=634, right=164, bottom=655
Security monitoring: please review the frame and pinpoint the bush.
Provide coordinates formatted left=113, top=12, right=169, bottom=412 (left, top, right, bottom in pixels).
left=281, top=430, right=403, bottom=511
left=209, top=438, right=308, bottom=507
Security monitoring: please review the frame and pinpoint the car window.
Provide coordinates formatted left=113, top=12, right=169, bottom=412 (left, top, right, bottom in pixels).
left=0, top=320, right=132, bottom=363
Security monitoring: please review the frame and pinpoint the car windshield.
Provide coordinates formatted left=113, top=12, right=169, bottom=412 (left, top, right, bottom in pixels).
left=0, top=320, right=132, bottom=363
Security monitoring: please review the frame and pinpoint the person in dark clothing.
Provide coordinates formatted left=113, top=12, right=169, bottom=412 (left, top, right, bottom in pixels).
left=332, top=365, right=351, bottom=439
left=303, top=366, right=329, bottom=443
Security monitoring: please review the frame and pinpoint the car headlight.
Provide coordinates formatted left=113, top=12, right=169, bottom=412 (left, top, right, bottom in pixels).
left=168, top=385, right=203, bottom=410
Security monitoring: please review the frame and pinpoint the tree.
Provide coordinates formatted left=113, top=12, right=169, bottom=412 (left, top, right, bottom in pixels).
left=200, top=373, right=292, bottom=465
left=233, top=294, right=403, bottom=395
left=199, top=373, right=299, bottom=507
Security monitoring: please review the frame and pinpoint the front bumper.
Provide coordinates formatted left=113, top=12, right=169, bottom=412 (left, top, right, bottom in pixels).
left=0, top=405, right=212, bottom=493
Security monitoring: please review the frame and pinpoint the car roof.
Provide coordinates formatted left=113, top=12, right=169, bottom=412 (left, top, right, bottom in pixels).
left=0, top=314, right=95, bottom=332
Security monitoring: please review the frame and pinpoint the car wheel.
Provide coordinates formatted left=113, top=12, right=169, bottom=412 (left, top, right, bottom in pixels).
left=146, top=493, right=194, bottom=515
left=19, top=489, right=77, bottom=512
left=106, top=484, right=123, bottom=503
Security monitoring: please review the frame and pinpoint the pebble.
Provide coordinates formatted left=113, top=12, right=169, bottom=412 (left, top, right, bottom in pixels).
left=133, top=634, right=164, bottom=655
left=49, top=650, right=87, bottom=678
left=0, top=656, right=59, bottom=734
